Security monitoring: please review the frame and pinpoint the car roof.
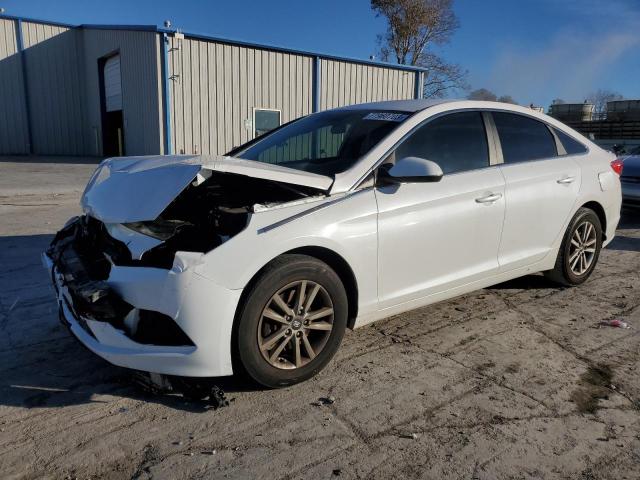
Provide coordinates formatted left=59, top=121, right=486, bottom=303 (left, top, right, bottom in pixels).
left=334, top=98, right=461, bottom=113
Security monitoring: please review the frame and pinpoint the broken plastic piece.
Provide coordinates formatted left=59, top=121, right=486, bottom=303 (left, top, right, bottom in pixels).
left=599, top=319, right=631, bottom=329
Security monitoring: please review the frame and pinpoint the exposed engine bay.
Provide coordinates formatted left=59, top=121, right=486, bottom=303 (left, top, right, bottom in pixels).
left=120, top=171, right=323, bottom=268
left=49, top=171, right=324, bottom=273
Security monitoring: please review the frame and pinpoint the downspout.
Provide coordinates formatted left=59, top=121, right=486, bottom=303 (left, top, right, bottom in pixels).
left=311, top=56, right=321, bottom=156
left=160, top=32, right=173, bottom=154
left=15, top=19, right=34, bottom=154
left=414, top=71, right=423, bottom=100
left=312, top=56, right=321, bottom=113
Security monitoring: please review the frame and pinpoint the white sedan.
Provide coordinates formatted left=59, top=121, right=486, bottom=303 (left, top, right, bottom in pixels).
left=44, top=100, right=622, bottom=388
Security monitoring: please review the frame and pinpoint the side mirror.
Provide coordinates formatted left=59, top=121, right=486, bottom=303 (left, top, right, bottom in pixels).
left=378, top=156, right=444, bottom=184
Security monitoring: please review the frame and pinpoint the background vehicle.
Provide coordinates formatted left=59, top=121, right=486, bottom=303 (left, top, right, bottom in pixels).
left=621, top=146, right=640, bottom=206
left=44, top=100, right=622, bottom=388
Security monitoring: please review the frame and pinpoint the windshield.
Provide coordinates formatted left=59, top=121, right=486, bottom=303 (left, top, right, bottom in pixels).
left=234, top=110, right=410, bottom=176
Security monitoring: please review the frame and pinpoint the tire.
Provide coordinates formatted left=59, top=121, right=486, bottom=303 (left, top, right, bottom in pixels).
left=544, top=207, right=602, bottom=286
left=234, top=254, right=348, bottom=388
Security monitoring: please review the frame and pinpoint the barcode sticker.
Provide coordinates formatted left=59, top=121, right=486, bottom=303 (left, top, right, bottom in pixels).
left=363, top=112, right=409, bottom=122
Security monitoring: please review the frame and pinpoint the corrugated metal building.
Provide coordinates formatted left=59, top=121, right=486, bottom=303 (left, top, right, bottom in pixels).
left=0, top=15, right=426, bottom=157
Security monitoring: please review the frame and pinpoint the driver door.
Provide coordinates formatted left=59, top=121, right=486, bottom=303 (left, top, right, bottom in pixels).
left=375, top=111, right=506, bottom=308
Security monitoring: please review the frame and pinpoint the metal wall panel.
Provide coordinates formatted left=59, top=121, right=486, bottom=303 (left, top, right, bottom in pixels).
left=20, top=21, right=68, bottom=48
left=2, top=18, right=422, bottom=157
left=82, top=29, right=163, bottom=156
left=0, top=18, right=18, bottom=60
left=168, top=37, right=313, bottom=155
left=0, top=19, right=29, bottom=154
left=320, top=59, right=416, bottom=110
left=21, top=21, right=87, bottom=155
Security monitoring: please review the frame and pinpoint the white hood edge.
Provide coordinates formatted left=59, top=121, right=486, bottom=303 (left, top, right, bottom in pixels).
left=81, top=154, right=333, bottom=224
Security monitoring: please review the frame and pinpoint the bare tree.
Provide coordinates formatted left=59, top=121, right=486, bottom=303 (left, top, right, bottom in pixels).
left=467, top=88, right=496, bottom=101
left=372, top=0, right=468, bottom=98
left=497, top=95, right=517, bottom=104
left=586, top=89, right=624, bottom=114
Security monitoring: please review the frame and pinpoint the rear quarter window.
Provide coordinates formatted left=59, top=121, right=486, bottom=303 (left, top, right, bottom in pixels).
left=553, top=128, right=588, bottom=155
left=493, top=112, right=557, bottom=163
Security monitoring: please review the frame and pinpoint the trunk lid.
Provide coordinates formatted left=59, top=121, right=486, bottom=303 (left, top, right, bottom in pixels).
left=81, top=155, right=333, bottom=223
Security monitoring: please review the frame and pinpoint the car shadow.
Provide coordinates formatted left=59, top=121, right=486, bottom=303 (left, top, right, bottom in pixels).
left=605, top=207, right=640, bottom=252
left=487, top=273, right=557, bottom=291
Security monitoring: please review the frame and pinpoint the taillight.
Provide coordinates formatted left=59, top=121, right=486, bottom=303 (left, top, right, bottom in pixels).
left=610, top=159, right=624, bottom=175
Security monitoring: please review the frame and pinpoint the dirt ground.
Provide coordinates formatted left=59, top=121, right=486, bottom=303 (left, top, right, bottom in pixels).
left=1, top=158, right=639, bottom=480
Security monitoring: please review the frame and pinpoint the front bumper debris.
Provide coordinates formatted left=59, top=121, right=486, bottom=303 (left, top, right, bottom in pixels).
left=44, top=216, right=241, bottom=377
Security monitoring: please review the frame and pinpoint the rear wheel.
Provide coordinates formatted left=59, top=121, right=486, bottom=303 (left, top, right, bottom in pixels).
left=545, top=207, right=602, bottom=286
left=235, top=254, right=348, bottom=388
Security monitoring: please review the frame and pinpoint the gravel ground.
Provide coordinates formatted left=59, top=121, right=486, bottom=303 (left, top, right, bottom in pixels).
left=1, top=159, right=639, bottom=479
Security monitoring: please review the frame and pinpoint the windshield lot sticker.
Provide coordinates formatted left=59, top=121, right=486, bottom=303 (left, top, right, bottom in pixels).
left=363, top=112, right=409, bottom=122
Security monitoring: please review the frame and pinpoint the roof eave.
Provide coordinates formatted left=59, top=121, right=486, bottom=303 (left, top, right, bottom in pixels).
left=1, top=14, right=429, bottom=73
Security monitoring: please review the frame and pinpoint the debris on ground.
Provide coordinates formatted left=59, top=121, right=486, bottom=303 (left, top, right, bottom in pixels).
left=132, top=372, right=173, bottom=394
left=208, top=385, right=231, bottom=409
left=598, top=319, right=631, bottom=329
left=399, top=432, right=419, bottom=439
left=132, top=373, right=231, bottom=409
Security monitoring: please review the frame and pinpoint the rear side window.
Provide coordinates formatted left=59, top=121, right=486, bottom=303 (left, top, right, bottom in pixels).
left=394, top=112, right=489, bottom=174
left=493, top=112, right=557, bottom=163
left=553, top=128, right=588, bottom=155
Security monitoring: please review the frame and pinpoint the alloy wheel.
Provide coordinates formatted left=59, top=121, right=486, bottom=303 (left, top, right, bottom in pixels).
left=568, top=220, right=597, bottom=276
left=257, top=280, right=334, bottom=370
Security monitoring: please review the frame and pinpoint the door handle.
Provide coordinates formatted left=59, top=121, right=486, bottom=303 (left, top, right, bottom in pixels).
left=557, top=176, right=576, bottom=184
left=475, top=193, right=502, bottom=204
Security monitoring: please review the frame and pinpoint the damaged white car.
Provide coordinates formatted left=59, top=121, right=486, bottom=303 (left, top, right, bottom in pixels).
left=44, top=100, right=622, bottom=388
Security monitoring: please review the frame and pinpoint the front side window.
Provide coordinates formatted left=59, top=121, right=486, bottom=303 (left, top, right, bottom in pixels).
left=493, top=112, right=557, bottom=163
left=392, top=112, right=489, bottom=174
left=237, top=110, right=409, bottom=176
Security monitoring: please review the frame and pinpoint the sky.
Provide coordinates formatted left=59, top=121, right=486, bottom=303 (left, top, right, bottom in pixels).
left=1, top=0, right=638, bottom=107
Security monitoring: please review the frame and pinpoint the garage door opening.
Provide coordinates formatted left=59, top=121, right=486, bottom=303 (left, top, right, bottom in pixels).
left=99, top=54, right=124, bottom=157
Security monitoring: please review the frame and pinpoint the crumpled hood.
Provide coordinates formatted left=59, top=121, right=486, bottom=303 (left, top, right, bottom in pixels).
left=81, top=154, right=333, bottom=223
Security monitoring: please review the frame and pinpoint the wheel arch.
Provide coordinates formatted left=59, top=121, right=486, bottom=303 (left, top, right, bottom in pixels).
left=286, top=246, right=359, bottom=329
left=580, top=200, right=607, bottom=240
left=234, top=246, right=359, bottom=332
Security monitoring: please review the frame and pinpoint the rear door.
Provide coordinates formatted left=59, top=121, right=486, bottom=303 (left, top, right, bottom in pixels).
left=492, top=112, right=581, bottom=270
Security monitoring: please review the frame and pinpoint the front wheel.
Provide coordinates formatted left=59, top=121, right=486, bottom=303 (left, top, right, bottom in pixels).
left=234, top=254, right=348, bottom=388
left=545, top=207, right=602, bottom=286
